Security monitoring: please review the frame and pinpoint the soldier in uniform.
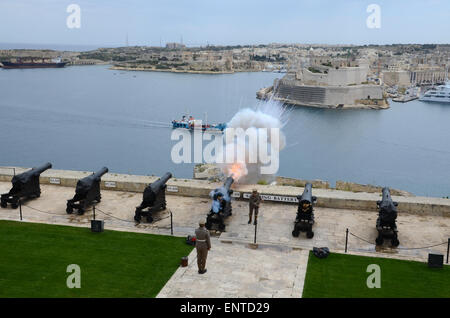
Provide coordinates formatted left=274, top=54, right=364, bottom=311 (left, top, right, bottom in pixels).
left=195, top=219, right=211, bottom=274
left=248, top=189, right=262, bottom=225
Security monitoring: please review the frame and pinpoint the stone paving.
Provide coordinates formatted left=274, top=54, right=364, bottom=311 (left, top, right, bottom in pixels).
left=221, top=201, right=450, bottom=261
left=0, top=182, right=210, bottom=237
left=157, top=239, right=309, bottom=298
left=1, top=182, right=449, bottom=298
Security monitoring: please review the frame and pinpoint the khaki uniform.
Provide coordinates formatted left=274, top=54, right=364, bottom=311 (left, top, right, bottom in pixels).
left=249, top=192, right=262, bottom=223
left=195, top=226, right=211, bottom=272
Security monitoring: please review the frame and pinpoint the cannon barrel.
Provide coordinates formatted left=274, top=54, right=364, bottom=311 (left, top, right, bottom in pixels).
left=92, top=167, right=109, bottom=180
left=32, top=162, right=52, bottom=176
left=298, top=183, right=313, bottom=203
left=378, top=187, right=398, bottom=212
left=149, top=172, right=172, bottom=193
left=209, top=176, right=234, bottom=201
left=381, top=187, right=392, bottom=202
left=223, top=176, right=234, bottom=191
left=12, top=162, right=52, bottom=184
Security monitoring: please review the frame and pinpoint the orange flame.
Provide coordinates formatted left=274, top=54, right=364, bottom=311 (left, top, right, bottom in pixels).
left=228, top=163, right=246, bottom=181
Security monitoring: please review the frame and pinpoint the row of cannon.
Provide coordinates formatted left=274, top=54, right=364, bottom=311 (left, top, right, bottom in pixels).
left=292, top=183, right=399, bottom=246
left=0, top=162, right=400, bottom=247
left=0, top=163, right=170, bottom=223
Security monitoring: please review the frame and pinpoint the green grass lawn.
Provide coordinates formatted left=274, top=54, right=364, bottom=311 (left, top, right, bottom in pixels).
left=303, top=251, right=449, bottom=298
left=0, top=220, right=193, bottom=297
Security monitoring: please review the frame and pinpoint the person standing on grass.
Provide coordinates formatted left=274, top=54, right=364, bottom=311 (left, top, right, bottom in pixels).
left=195, top=219, right=211, bottom=274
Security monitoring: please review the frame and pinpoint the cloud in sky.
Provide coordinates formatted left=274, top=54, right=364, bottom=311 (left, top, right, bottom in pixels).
left=1, top=0, right=449, bottom=47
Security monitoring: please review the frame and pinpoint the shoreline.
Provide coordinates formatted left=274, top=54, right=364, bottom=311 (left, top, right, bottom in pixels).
left=109, top=65, right=262, bottom=75
left=257, top=86, right=390, bottom=110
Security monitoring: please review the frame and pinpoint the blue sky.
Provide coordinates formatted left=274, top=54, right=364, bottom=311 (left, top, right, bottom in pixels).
left=0, top=0, right=449, bottom=47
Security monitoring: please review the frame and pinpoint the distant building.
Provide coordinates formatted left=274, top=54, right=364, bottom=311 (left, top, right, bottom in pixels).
left=258, top=65, right=387, bottom=109
left=382, top=71, right=411, bottom=87
left=166, top=42, right=186, bottom=49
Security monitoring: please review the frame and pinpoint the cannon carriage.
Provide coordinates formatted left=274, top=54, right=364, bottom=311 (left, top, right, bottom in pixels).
left=206, top=176, right=234, bottom=231
left=1, top=162, right=52, bottom=209
left=134, top=172, right=172, bottom=223
left=292, top=183, right=317, bottom=238
left=375, top=187, right=400, bottom=247
left=66, top=167, right=108, bottom=215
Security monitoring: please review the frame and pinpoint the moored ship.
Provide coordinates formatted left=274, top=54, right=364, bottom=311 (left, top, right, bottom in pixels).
left=419, top=81, right=450, bottom=103
left=1, top=57, right=66, bottom=69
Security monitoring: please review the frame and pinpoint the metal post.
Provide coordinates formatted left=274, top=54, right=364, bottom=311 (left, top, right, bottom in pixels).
left=93, top=205, right=96, bottom=220
left=19, top=199, right=22, bottom=221
left=170, top=211, right=173, bottom=235
left=447, top=238, right=449, bottom=264
left=254, top=221, right=258, bottom=244
left=345, top=228, right=349, bottom=253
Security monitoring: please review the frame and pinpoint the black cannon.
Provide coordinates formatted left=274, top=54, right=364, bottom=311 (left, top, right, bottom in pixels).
left=66, top=167, right=108, bottom=215
left=375, top=187, right=399, bottom=247
left=134, top=172, right=172, bottom=223
left=1, top=162, right=52, bottom=209
left=206, top=176, right=234, bottom=231
left=292, top=183, right=317, bottom=238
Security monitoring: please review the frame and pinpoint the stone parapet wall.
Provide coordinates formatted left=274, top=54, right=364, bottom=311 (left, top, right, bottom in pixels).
left=1, top=166, right=449, bottom=217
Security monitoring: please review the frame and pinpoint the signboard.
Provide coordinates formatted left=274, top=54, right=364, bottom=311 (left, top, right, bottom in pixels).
left=242, top=192, right=298, bottom=203
left=231, top=191, right=241, bottom=198
left=167, top=185, right=179, bottom=193
left=105, top=181, right=116, bottom=188
left=49, top=177, right=61, bottom=185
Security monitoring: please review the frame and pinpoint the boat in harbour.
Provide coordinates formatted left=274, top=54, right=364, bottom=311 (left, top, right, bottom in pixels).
left=1, top=57, right=67, bottom=69
left=172, top=115, right=226, bottom=132
left=419, top=82, right=450, bottom=103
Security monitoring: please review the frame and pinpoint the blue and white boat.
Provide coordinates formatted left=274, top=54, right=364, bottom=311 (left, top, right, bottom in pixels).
left=172, top=115, right=226, bottom=132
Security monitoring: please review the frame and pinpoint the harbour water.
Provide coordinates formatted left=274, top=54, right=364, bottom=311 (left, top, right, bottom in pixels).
left=0, top=65, right=449, bottom=197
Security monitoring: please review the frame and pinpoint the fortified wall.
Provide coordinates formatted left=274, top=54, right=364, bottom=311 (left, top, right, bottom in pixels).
left=258, top=66, right=387, bottom=109
left=1, top=166, right=449, bottom=217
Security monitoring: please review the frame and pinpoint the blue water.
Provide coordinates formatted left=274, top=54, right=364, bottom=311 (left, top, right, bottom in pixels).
left=0, top=65, right=449, bottom=197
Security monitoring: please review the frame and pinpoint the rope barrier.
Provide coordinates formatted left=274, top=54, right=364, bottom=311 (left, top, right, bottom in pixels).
left=17, top=203, right=170, bottom=228
left=95, top=207, right=170, bottom=225
left=349, top=231, right=448, bottom=250
left=22, top=203, right=70, bottom=216
left=94, top=207, right=135, bottom=224
left=349, top=232, right=375, bottom=245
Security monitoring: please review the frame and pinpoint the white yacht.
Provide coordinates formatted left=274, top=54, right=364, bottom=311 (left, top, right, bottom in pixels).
left=419, top=82, right=450, bottom=103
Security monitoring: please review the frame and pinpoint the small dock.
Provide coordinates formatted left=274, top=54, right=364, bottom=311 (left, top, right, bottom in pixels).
left=392, top=96, right=419, bottom=103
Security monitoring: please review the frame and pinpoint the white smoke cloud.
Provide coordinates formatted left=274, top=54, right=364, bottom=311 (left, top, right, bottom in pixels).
left=218, top=100, right=288, bottom=184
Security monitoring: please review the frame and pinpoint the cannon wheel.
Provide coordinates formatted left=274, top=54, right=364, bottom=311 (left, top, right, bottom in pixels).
left=375, top=235, right=384, bottom=246
left=292, top=229, right=300, bottom=237
left=0, top=201, right=7, bottom=208
left=205, top=221, right=212, bottom=230
left=391, top=238, right=400, bottom=247
left=78, top=207, right=85, bottom=215
left=306, top=231, right=314, bottom=239
left=96, top=196, right=101, bottom=203
left=134, top=214, right=141, bottom=222
left=66, top=206, right=73, bottom=214
left=218, top=223, right=226, bottom=231
left=146, top=215, right=154, bottom=223
left=11, top=202, right=18, bottom=209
